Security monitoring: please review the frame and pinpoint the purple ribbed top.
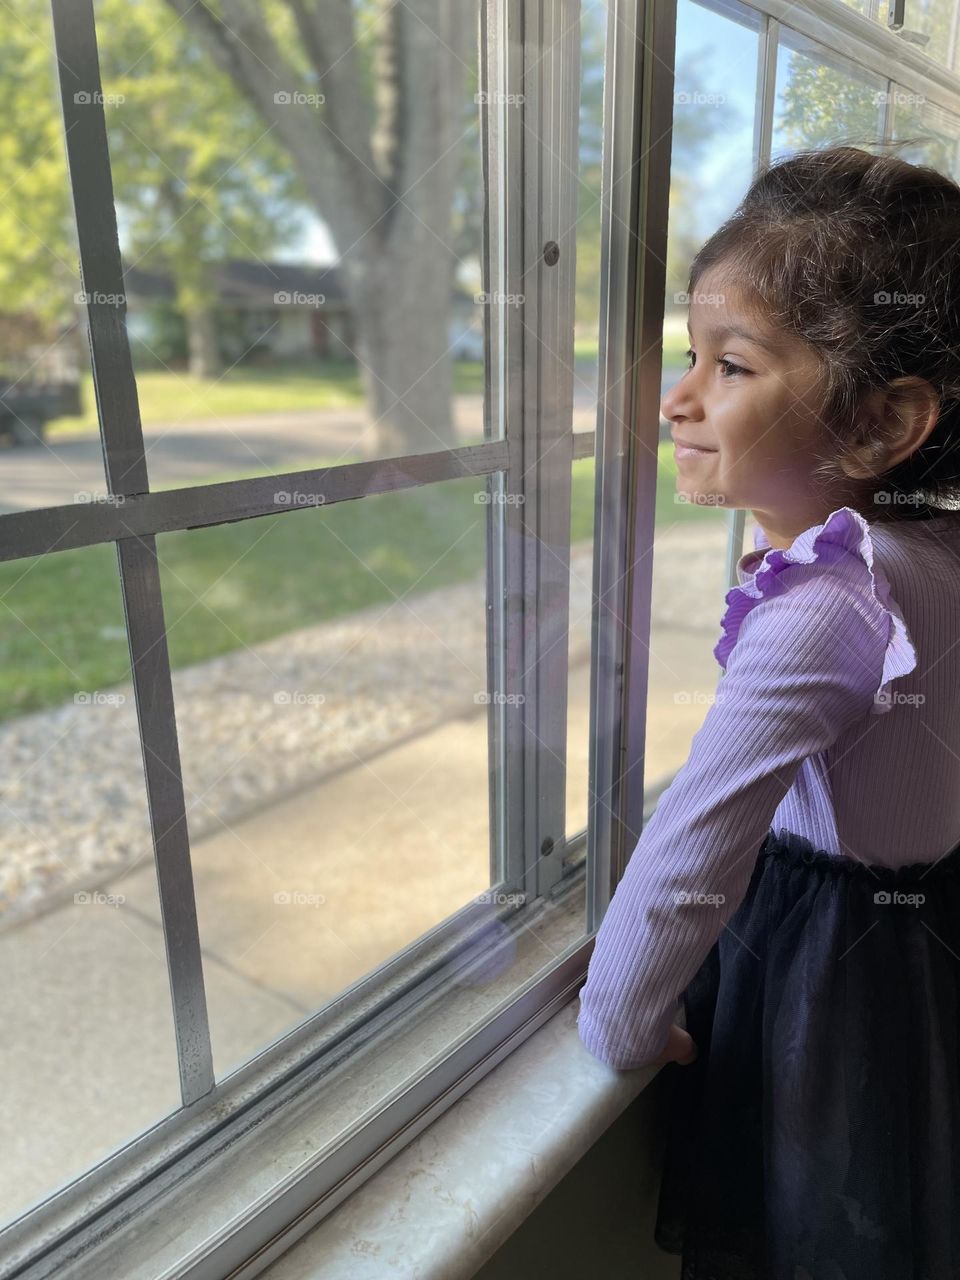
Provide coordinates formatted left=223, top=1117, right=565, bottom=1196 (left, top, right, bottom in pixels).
left=577, top=505, right=960, bottom=1069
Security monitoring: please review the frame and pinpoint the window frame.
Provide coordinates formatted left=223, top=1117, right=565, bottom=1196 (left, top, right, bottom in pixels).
left=4, top=0, right=649, bottom=1274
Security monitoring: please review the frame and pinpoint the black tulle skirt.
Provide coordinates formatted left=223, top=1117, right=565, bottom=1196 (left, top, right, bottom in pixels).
left=653, top=825, right=960, bottom=1280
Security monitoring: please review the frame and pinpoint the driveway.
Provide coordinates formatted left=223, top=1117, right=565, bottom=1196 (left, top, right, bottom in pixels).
left=0, top=374, right=681, bottom=515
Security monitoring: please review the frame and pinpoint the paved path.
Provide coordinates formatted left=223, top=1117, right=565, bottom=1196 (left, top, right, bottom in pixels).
left=0, top=374, right=682, bottom=514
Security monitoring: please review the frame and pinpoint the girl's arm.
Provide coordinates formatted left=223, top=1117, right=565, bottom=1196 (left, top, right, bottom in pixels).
left=576, top=545, right=914, bottom=1069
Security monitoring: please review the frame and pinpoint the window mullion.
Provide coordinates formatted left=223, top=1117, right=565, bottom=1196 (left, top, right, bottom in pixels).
left=51, top=0, right=215, bottom=1105
left=493, top=0, right=580, bottom=907
left=586, top=0, right=676, bottom=928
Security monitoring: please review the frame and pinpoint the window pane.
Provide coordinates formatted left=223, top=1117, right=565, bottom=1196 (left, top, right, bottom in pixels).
left=771, top=28, right=888, bottom=156
left=651, top=0, right=760, bottom=791
left=880, top=1, right=960, bottom=76
left=92, top=0, right=493, bottom=498
left=0, top=7, right=101, bottom=514
left=112, top=480, right=500, bottom=1077
left=0, top=547, right=179, bottom=1227
left=891, top=90, right=960, bottom=180
left=566, top=0, right=606, bottom=842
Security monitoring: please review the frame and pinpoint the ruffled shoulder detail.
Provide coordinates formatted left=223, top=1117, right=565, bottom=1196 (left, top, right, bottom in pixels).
left=714, top=506, right=917, bottom=715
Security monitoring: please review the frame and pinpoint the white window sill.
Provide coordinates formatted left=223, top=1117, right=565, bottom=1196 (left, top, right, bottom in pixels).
left=258, top=996, right=662, bottom=1279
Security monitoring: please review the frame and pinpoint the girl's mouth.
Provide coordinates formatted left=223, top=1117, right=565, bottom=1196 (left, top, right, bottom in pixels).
left=673, top=442, right=717, bottom=459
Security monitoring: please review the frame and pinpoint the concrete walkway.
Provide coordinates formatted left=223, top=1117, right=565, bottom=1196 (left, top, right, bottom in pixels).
left=0, top=394, right=603, bottom=514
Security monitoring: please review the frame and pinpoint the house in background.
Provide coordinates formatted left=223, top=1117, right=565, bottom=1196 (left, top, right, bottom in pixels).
left=122, top=259, right=484, bottom=368
left=122, top=260, right=354, bottom=365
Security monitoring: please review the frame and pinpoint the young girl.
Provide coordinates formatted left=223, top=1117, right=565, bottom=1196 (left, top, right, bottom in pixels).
left=576, top=143, right=960, bottom=1277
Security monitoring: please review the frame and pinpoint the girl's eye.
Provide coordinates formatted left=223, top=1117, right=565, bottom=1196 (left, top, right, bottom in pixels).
left=715, top=355, right=748, bottom=378
left=682, top=348, right=748, bottom=378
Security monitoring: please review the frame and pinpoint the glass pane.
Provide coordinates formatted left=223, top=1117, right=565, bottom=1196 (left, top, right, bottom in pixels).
left=880, top=0, right=960, bottom=76
left=830, top=1, right=960, bottom=76
left=0, top=7, right=101, bottom=514
left=566, top=0, right=606, bottom=842
left=93, top=0, right=493, bottom=494
left=891, top=89, right=960, bottom=180
left=0, top=546, right=179, bottom=1228
left=114, top=480, right=497, bottom=1077
left=771, top=28, right=888, bottom=157
left=652, top=0, right=760, bottom=791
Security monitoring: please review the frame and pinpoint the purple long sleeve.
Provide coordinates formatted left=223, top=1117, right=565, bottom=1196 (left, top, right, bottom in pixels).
left=576, top=507, right=920, bottom=1070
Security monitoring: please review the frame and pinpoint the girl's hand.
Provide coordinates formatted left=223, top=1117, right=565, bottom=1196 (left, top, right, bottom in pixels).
left=654, top=1022, right=698, bottom=1067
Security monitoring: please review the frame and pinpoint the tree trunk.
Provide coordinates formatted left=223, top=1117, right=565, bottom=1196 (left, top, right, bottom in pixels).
left=350, top=224, right=459, bottom=458
left=186, top=305, right=222, bottom=379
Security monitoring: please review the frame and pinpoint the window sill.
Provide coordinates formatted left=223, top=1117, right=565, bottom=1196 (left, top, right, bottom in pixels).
left=256, top=996, right=662, bottom=1280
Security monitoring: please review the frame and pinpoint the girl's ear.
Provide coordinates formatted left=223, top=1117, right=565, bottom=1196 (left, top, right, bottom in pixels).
left=840, top=377, right=940, bottom=479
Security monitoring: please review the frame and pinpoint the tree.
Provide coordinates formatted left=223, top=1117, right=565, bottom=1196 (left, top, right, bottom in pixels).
left=0, top=0, right=306, bottom=382
left=162, top=0, right=475, bottom=455
left=0, top=4, right=86, bottom=370
left=97, top=0, right=305, bottom=378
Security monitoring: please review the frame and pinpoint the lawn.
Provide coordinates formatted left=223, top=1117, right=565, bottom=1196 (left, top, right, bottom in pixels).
left=46, top=359, right=485, bottom=438
left=1, top=438, right=708, bottom=724
left=45, top=333, right=688, bottom=438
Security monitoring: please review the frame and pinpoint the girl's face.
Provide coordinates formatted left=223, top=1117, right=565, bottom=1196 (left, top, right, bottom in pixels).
left=660, top=270, right=856, bottom=545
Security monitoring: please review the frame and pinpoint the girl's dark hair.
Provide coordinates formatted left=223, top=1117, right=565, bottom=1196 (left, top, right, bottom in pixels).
left=687, top=142, right=960, bottom=520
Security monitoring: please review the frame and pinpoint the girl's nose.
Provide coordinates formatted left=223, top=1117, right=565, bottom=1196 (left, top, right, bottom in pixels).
left=661, top=378, right=682, bottom=421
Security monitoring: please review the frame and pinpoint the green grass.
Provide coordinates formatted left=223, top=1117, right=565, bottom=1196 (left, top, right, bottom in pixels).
left=44, top=341, right=689, bottom=440
left=44, top=360, right=496, bottom=439
left=0, top=443, right=714, bottom=722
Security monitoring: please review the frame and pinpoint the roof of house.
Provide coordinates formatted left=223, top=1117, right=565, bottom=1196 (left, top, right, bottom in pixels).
left=122, top=259, right=349, bottom=306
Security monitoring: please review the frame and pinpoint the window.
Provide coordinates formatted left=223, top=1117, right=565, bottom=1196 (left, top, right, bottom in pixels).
left=4, top=0, right=960, bottom=1276
left=3, top=2, right=627, bottom=1275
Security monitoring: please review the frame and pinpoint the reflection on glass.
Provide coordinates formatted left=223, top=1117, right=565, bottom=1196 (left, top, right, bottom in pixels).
left=650, top=0, right=760, bottom=794
left=0, top=6, right=99, bottom=514
left=91, top=0, right=490, bottom=487
left=141, top=480, right=497, bottom=1077
left=0, top=547, right=179, bottom=1229
left=771, top=29, right=887, bottom=157
left=891, top=90, right=960, bottom=180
